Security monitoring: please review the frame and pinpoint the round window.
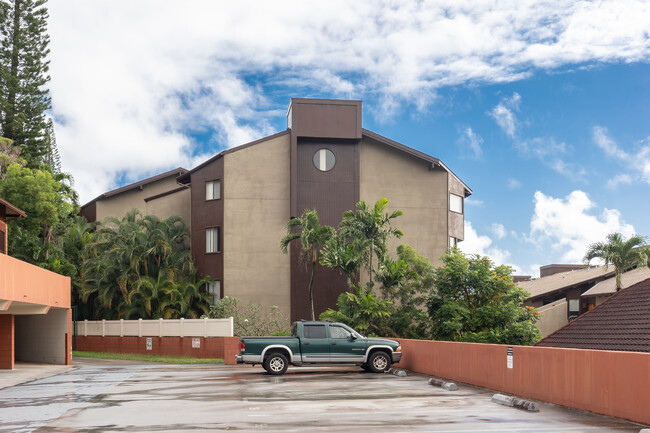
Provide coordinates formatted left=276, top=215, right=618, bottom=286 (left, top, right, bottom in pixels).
left=313, top=149, right=335, bottom=171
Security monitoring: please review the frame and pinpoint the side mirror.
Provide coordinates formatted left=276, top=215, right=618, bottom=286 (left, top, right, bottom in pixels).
left=349, top=334, right=357, bottom=340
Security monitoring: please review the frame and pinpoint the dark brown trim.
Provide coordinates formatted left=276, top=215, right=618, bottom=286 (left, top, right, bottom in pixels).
left=143, top=186, right=188, bottom=203
left=177, top=130, right=291, bottom=185
left=81, top=167, right=188, bottom=208
left=0, top=198, right=26, bottom=218
left=290, top=131, right=298, bottom=217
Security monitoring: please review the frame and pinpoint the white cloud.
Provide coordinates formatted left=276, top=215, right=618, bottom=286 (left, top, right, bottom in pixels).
left=490, top=94, right=585, bottom=180
left=489, top=93, right=521, bottom=138
left=491, top=223, right=507, bottom=239
left=457, top=127, right=484, bottom=159
left=593, top=126, right=629, bottom=159
left=592, top=126, right=650, bottom=186
left=507, top=178, right=522, bottom=189
left=464, top=198, right=484, bottom=207
left=529, top=190, right=635, bottom=262
left=46, top=1, right=650, bottom=202
left=460, top=221, right=521, bottom=273
left=605, top=174, right=633, bottom=190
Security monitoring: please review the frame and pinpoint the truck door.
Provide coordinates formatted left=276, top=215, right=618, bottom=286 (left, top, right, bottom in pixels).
left=301, top=324, right=330, bottom=362
left=328, top=324, right=366, bottom=363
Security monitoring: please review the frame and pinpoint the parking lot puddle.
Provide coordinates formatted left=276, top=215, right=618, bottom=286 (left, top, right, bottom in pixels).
left=0, top=365, right=147, bottom=433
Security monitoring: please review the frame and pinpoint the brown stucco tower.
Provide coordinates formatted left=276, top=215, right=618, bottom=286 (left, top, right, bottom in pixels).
left=178, top=98, right=471, bottom=322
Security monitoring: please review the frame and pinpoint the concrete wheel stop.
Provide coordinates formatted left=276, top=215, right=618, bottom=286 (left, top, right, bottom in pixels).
left=428, top=377, right=458, bottom=391
left=492, top=393, right=540, bottom=412
left=390, top=368, right=407, bottom=377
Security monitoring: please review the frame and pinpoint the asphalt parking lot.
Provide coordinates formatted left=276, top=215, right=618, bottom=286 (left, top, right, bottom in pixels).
left=0, top=359, right=646, bottom=432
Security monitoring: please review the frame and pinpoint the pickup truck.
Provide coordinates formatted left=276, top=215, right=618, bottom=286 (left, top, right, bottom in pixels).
left=235, top=321, right=402, bottom=375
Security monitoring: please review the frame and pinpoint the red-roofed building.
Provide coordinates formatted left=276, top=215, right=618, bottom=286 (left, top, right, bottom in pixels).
left=536, top=276, right=650, bottom=352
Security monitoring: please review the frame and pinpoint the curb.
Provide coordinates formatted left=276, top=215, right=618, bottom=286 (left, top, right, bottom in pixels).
left=428, top=377, right=458, bottom=391
left=492, top=393, right=540, bottom=412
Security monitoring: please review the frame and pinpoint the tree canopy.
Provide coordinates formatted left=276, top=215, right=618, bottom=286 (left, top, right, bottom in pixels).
left=0, top=0, right=56, bottom=168
left=80, top=210, right=210, bottom=320
left=319, top=198, right=433, bottom=338
left=280, top=209, right=334, bottom=320
left=427, top=248, right=540, bottom=345
left=0, top=162, right=77, bottom=262
left=584, top=232, right=648, bottom=291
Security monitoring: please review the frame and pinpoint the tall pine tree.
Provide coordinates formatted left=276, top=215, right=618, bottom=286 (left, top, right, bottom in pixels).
left=0, top=0, right=52, bottom=169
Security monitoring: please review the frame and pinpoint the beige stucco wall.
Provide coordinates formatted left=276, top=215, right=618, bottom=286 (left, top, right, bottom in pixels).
left=95, top=176, right=186, bottom=223
left=359, top=138, right=449, bottom=266
left=536, top=300, right=569, bottom=338
left=145, top=188, right=191, bottom=225
left=223, top=134, right=291, bottom=317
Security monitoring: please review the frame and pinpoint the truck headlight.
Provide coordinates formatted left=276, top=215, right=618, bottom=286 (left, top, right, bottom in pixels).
left=395, top=345, right=401, bottom=352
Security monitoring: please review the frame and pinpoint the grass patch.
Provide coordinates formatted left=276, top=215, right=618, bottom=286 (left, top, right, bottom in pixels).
left=73, top=351, right=224, bottom=364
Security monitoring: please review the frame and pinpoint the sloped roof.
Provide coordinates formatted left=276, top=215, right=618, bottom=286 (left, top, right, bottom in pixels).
left=81, top=167, right=187, bottom=209
left=0, top=197, right=26, bottom=218
left=536, top=277, right=650, bottom=352
left=361, top=129, right=472, bottom=196
left=177, top=127, right=472, bottom=197
left=177, top=130, right=291, bottom=184
left=519, top=266, right=614, bottom=300
left=582, top=267, right=650, bottom=297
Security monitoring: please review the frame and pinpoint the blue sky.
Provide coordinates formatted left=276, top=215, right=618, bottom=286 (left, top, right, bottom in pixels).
left=46, top=1, right=650, bottom=276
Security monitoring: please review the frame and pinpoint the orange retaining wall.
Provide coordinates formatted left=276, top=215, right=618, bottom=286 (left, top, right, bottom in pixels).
left=395, top=339, right=650, bottom=425
left=76, top=336, right=240, bottom=364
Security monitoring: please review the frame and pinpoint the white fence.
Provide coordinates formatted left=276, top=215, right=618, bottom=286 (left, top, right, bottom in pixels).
left=77, top=318, right=234, bottom=338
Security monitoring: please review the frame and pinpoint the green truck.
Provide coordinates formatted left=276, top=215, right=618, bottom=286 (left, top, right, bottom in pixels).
left=235, top=321, right=402, bottom=375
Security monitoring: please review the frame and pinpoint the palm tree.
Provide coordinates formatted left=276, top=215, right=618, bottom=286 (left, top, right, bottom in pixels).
left=584, top=233, right=648, bottom=291
left=280, top=209, right=334, bottom=320
left=338, top=198, right=403, bottom=284
left=81, top=210, right=206, bottom=319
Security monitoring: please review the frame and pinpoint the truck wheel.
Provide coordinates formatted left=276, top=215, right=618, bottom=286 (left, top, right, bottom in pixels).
left=367, top=351, right=391, bottom=373
left=264, top=352, right=288, bottom=375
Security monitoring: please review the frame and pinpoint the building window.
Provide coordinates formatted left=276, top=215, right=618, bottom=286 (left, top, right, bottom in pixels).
left=568, top=299, right=580, bottom=319
left=206, top=180, right=220, bottom=200
left=206, top=227, right=220, bottom=253
left=449, top=236, right=457, bottom=248
left=313, top=149, right=335, bottom=171
left=0, top=229, right=5, bottom=254
left=206, top=281, right=221, bottom=304
left=450, top=193, right=463, bottom=214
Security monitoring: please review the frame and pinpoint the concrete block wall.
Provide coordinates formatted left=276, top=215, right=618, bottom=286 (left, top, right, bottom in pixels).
left=15, top=308, right=68, bottom=364
left=0, top=315, right=14, bottom=369
left=75, top=336, right=241, bottom=364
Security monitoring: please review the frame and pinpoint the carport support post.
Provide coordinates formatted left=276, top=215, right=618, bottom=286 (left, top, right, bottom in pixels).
left=0, top=315, right=14, bottom=369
